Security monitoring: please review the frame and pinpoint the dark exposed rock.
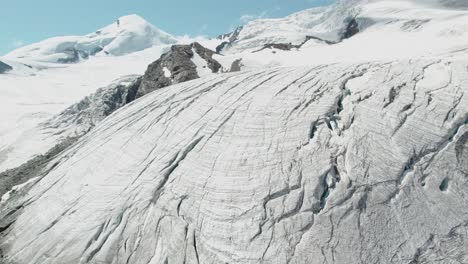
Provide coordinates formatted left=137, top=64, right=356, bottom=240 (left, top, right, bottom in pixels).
left=216, top=26, right=243, bottom=41
left=253, top=35, right=338, bottom=54
left=253, top=43, right=296, bottom=53
left=216, top=26, right=243, bottom=53
left=57, top=47, right=104, bottom=64
left=264, top=43, right=295, bottom=51
left=341, top=17, right=360, bottom=40
left=137, top=45, right=197, bottom=97
left=301, top=35, right=338, bottom=46
left=138, top=42, right=221, bottom=97
left=0, top=137, right=78, bottom=198
left=229, top=59, right=243, bottom=72
left=0, top=61, right=12, bottom=74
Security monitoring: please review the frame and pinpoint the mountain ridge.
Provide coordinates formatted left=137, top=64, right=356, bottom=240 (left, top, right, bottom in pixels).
left=3, top=14, right=177, bottom=64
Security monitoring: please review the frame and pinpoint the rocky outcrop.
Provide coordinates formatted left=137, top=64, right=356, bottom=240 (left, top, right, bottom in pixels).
left=138, top=42, right=221, bottom=97
left=301, top=35, right=338, bottom=46
left=229, top=58, right=243, bottom=72
left=191, top=42, right=222, bottom=73
left=216, top=26, right=243, bottom=53
left=255, top=43, right=296, bottom=52
left=340, top=17, right=360, bottom=40
left=1, top=59, right=467, bottom=264
left=137, top=45, right=197, bottom=97
left=252, top=19, right=357, bottom=54
left=0, top=61, right=12, bottom=74
left=0, top=137, right=78, bottom=198
left=253, top=36, right=337, bottom=53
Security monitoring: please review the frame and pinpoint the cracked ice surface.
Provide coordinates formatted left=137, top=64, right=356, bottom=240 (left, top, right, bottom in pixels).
left=0, top=59, right=467, bottom=263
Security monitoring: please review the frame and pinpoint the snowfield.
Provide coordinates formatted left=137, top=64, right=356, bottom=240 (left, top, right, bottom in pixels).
left=0, top=46, right=168, bottom=172
left=0, top=0, right=468, bottom=263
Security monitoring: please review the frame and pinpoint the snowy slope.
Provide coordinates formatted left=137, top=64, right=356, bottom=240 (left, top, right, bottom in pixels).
left=1, top=1, right=468, bottom=263
left=223, top=3, right=357, bottom=53
left=0, top=45, right=169, bottom=172
left=214, top=0, right=468, bottom=71
left=3, top=15, right=176, bottom=63
left=1, top=58, right=467, bottom=264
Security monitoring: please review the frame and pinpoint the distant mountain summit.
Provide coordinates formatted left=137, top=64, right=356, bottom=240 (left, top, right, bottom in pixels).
left=4, top=14, right=177, bottom=63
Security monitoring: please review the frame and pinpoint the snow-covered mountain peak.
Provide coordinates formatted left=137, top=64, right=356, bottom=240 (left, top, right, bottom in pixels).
left=3, top=14, right=177, bottom=64
left=220, top=0, right=468, bottom=57
left=117, top=14, right=150, bottom=26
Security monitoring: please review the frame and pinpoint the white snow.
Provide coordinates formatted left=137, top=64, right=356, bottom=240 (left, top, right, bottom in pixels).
left=216, top=0, right=468, bottom=70
left=3, top=14, right=177, bottom=63
left=224, top=2, right=358, bottom=53
left=163, top=67, right=172, bottom=78
left=191, top=48, right=213, bottom=77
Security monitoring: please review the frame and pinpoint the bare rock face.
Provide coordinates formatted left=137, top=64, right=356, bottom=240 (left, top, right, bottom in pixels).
left=216, top=26, right=243, bottom=53
left=340, top=17, right=360, bottom=40
left=0, top=58, right=467, bottom=264
left=138, top=42, right=221, bottom=97
left=229, top=59, right=243, bottom=72
left=0, top=61, right=12, bottom=74
left=191, top=42, right=222, bottom=73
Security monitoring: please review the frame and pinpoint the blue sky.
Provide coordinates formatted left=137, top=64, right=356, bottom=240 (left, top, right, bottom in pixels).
left=0, top=0, right=332, bottom=55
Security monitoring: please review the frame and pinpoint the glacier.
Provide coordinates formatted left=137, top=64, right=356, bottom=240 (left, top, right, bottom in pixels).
left=0, top=0, right=467, bottom=263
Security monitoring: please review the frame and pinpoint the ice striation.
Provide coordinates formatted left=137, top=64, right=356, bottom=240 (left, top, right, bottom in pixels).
left=0, top=57, right=467, bottom=263
left=1, top=1, right=468, bottom=263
